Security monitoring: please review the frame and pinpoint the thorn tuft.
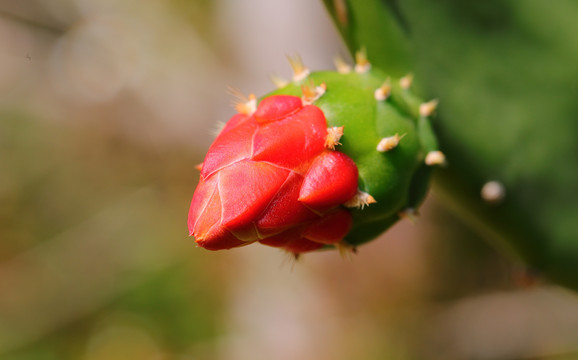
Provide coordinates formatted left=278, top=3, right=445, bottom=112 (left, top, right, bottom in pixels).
left=229, top=88, right=257, bottom=115
left=399, top=208, right=419, bottom=224
left=354, top=48, right=371, bottom=73
left=270, top=75, right=289, bottom=89
left=420, top=99, right=439, bottom=117
left=344, top=190, right=377, bottom=209
left=336, top=243, right=356, bottom=261
left=334, top=56, right=352, bottom=74
left=399, top=74, right=413, bottom=90
left=325, top=126, right=344, bottom=149
left=280, top=250, right=301, bottom=270
left=288, top=54, right=310, bottom=82
left=301, top=81, right=326, bottom=105
left=376, top=133, right=405, bottom=152
left=374, top=79, right=392, bottom=101
left=425, top=150, right=447, bottom=166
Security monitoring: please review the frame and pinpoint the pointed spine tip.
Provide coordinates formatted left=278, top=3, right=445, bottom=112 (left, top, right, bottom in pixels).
left=195, top=163, right=203, bottom=171
left=399, top=74, right=413, bottom=90
left=374, top=79, right=392, bottom=101
left=344, top=190, right=376, bottom=209
left=288, top=54, right=310, bottom=82
left=481, top=181, right=506, bottom=204
left=376, top=133, right=405, bottom=152
left=354, top=48, right=371, bottom=74
left=334, top=56, right=352, bottom=74
left=425, top=150, right=447, bottom=166
left=420, top=99, right=439, bottom=117
left=325, top=126, right=344, bottom=149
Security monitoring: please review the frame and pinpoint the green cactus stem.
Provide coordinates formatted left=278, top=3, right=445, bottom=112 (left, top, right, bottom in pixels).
left=267, top=54, right=441, bottom=247
left=321, top=0, right=578, bottom=289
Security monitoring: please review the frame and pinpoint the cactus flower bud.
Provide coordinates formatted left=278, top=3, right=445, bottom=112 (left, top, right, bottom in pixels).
left=188, top=95, right=359, bottom=254
left=189, top=55, right=442, bottom=255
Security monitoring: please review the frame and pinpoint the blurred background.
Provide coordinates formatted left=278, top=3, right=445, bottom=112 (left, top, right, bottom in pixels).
left=1, top=0, right=577, bottom=359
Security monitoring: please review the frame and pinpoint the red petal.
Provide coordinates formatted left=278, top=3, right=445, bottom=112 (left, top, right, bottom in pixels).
left=298, top=150, right=358, bottom=211
left=255, top=172, right=319, bottom=236
left=283, top=238, right=324, bottom=253
left=219, top=160, right=290, bottom=231
left=229, top=223, right=260, bottom=242
left=259, top=228, right=324, bottom=253
left=254, top=95, right=302, bottom=124
left=252, top=105, right=327, bottom=171
left=201, top=117, right=257, bottom=179
left=188, top=175, right=219, bottom=237
left=189, top=174, right=254, bottom=250
left=259, top=228, right=301, bottom=248
left=302, top=209, right=353, bottom=245
left=196, top=227, right=247, bottom=250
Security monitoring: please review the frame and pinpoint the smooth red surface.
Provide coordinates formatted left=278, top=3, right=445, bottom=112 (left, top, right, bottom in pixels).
left=254, top=95, right=302, bottom=124
left=255, top=172, right=318, bottom=234
left=302, top=209, right=353, bottom=245
left=252, top=106, right=327, bottom=172
left=298, top=151, right=359, bottom=211
left=188, top=95, right=359, bottom=254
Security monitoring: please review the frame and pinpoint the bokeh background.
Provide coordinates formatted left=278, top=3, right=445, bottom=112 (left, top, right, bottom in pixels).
left=1, top=1, right=578, bottom=359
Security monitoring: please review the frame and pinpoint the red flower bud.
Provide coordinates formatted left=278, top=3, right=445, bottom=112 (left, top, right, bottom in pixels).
left=188, top=95, right=359, bottom=254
